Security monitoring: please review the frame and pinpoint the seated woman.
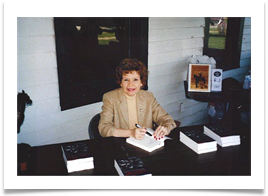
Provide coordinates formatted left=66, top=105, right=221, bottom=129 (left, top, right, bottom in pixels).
left=98, top=58, right=176, bottom=140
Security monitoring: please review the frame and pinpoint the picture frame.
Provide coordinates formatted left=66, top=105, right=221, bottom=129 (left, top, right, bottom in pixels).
left=188, top=64, right=211, bottom=92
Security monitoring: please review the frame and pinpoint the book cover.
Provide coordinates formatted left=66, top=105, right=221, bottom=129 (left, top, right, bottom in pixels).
left=114, top=157, right=152, bottom=176
left=180, top=127, right=217, bottom=154
left=188, top=64, right=211, bottom=92
left=62, top=142, right=93, bottom=162
left=204, top=125, right=240, bottom=147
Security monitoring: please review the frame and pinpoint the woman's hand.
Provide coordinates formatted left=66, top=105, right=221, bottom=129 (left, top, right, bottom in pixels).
left=153, top=126, right=170, bottom=140
left=131, top=128, right=147, bottom=140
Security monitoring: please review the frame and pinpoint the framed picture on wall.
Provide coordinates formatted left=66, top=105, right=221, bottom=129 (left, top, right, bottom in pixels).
left=188, top=64, right=211, bottom=92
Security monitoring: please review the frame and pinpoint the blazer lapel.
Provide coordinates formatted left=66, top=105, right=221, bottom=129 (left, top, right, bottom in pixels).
left=118, top=89, right=129, bottom=127
left=137, top=91, right=145, bottom=126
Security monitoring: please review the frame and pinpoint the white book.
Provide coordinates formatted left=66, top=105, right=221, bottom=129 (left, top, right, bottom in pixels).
left=126, top=135, right=164, bottom=152
left=204, top=125, right=240, bottom=147
left=180, top=131, right=217, bottom=154
left=61, top=142, right=94, bottom=173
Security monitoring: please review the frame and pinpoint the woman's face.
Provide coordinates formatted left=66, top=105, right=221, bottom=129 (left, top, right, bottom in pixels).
left=120, top=71, right=142, bottom=97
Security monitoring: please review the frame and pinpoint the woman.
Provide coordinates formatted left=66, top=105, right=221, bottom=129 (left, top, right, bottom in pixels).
left=98, top=58, right=176, bottom=140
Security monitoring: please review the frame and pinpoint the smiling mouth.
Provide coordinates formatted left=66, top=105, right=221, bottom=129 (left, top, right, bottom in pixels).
left=127, top=88, right=136, bottom=92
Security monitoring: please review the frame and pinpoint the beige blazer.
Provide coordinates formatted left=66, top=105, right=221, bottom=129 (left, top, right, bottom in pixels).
left=98, top=88, right=176, bottom=137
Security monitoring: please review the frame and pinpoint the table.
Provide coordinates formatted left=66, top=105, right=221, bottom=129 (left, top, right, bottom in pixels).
left=18, top=124, right=251, bottom=176
left=184, top=79, right=251, bottom=126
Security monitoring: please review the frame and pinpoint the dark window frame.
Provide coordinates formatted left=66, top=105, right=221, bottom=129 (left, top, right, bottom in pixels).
left=54, top=17, right=148, bottom=111
left=203, top=17, right=245, bottom=71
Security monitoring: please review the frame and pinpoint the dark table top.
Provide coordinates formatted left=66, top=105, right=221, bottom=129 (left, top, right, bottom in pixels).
left=18, top=124, right=251, bottom=176
left=184, top=80, right=251, bottom=103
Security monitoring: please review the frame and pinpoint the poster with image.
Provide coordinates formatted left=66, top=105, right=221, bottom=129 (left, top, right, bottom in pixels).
left=188, top=64, right=211, bottom=92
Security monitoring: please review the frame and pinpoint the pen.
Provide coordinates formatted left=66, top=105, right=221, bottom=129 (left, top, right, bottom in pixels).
left=135, top=124, right=152, bottom=136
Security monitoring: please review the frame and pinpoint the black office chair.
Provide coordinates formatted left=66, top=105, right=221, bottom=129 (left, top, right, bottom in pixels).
left=88, top=113, right=102, bottom=139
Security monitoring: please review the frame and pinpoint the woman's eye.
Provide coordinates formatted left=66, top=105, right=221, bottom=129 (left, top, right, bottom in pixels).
left=123, top=78, right=140, bottom=82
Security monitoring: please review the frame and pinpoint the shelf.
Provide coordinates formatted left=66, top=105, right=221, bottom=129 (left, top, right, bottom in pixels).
left=184, top=81, right=223, bottom=102
left=184, top=79, right=250, bottom=104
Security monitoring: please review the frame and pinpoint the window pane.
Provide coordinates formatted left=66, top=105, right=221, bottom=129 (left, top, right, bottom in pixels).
left=54, top=17, right=148, bottom=111
left=98, top=27, right=118, bottom=45
left=204, top=17, right=243, bottom=71
left=208, top=17, right=228, bottom=49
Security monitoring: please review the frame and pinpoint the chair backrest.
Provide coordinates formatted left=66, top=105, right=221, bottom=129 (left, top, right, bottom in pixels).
left=88, top=113, right=102, bottom=139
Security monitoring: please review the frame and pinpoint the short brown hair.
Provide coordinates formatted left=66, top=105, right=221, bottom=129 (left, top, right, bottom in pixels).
left=115, top=58, right=148, bottom=87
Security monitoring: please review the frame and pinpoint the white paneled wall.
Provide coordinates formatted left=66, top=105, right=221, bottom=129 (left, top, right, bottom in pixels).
left=148, top=17, right=208, bottom=127
left=17, top=17, right=251, bottom=146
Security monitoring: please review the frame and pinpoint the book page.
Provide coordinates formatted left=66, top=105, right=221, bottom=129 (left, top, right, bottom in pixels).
left=146, top=128, right=171, bottom=142
left=136, top=134, right=162, bottom=147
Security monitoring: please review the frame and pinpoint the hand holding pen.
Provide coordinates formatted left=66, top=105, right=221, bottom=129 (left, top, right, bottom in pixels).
left=135, top=124, right=154, bottom=138
left=132, top=124, right=147, bottom=140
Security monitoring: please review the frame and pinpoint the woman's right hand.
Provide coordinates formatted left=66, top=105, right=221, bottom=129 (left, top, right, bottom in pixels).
left=131, top=128, right=146, bottom=140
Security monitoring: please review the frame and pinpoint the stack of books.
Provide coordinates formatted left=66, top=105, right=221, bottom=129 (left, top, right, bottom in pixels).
left=180, top=127, right=217, bottom=154
left=180, top=124, right=241, bottom=154
left=204, top=124, right=240, bottom=147
left=61, top=142, right=94, bottom=173
left=114, top=156, right=152, bottom=176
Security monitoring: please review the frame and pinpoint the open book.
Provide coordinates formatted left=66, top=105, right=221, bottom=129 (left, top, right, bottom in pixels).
left=126, top=128, right=171, bottom=152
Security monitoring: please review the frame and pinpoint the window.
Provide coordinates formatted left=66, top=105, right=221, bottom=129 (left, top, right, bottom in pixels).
left=204, top=17, right=245, bottom=71
left=54, top=17, right=148, bottom=111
